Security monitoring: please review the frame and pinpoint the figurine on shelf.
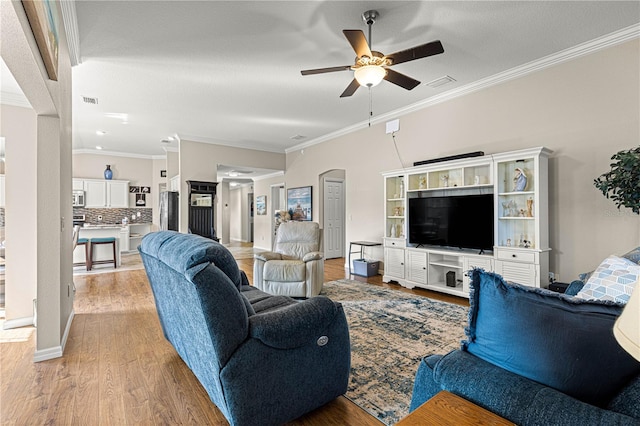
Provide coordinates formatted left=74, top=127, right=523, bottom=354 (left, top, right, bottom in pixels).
left=418, top=175, right=427, bottom=189
left=399, top=179, right=405, bottom=196
left=526, top=197, right=534, bottom=217
left=506, top=238, right=512, bottom=247
left=519, top=209, right=526, bottom=217
left=441, top=175, right=449, bottom=187
left=513, top=168, right=527, bottom=191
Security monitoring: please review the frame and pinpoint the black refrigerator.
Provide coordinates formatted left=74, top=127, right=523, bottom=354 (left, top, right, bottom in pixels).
left=159, top=191, right=179, bottom=231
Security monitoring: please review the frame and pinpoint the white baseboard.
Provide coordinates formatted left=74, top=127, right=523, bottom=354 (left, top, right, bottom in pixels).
left=33, top=346, right=63, bottom=363
left=253, top=244, right=271, bottom=251
left=31, top=311, right=74, bottom=362
left=3, top=316, right=34, bottom=330
left=60, top=310, right=75, bottom=354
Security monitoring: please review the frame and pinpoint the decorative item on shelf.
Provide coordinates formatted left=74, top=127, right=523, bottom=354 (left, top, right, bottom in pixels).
left=474, top=175, right=480, bottom=185
left=393, top=206, right=403, bottom=217
left=390, top=223, right=397, bottom=238
left=519, top=209, right=526, bottom=217
left=441, top=175, right=449, bottom=187
left=122, top=217, right=129, bottom=225
left=506, top=238, right=511, bottom=247
left=104, top=165, right=113, bottom=180
left=418, top=175, right=427, bottom=189
left=526, top=197, right=534, bottom=217
left=399, top=178, right=404, bottom=196
left=399, top=219, right=405, bottom=237
left=513, top=168, right=527, bottom=191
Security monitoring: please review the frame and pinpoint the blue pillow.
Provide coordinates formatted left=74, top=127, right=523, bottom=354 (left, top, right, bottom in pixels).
left=463, top=269, right=640, bottom=407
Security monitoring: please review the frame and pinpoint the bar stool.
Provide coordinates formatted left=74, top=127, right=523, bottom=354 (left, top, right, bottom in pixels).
left=89, top=237, right=117, bottom=270
left=73, top=238, right=91, bottom=270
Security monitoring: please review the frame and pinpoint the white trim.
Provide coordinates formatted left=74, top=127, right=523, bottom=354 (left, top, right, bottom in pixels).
left=2, top=316, right=34, bottom=330
left=253, top=244, right=272, bottom=251
left=60, top=0, right=81, bottom=66
left=60, top=309, right=75, bottom=353
left=0, top=91, right=31, bottom=108
left=178, top=133, right=285, bottom=154
left=286, top=23, right=640, bottom=154
left=33, top=346, right=63, bottom=363
left=72, top=148, right=161, bottom=160
left=253, top=171, right=285, bottom=181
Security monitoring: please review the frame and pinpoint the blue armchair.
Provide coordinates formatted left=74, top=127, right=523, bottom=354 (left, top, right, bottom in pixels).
left=139, top=231, right=351, bottom=426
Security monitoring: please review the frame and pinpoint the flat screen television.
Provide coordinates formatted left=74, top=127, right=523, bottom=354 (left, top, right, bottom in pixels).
left=408, top=194, right=494, bottom=252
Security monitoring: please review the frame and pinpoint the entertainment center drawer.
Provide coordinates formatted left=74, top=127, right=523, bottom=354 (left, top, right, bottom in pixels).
left=384, top=238, right=406, bottom=248
left=496, top=249, right=536, bottom=263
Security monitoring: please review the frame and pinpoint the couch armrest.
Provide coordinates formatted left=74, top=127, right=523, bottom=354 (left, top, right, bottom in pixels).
left=254, top=251, right=282, bottom=262
left=248, top=296, right=340, bottom=349
left=302, top=251, right=323, bottom=262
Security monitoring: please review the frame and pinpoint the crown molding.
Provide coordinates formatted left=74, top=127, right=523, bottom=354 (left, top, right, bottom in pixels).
left=252, top=170, right=285, bottom=181
left=178, top=133, right=285, bottom=154
left=72, top=148, right=158, bottom=160
left=286, top=23, right=640, bottom=154
left=1, top=91, right=32, bottom=108
left=60, top=1, right=81, bottom=66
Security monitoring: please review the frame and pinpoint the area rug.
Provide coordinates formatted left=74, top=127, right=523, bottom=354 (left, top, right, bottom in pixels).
left=321, top=280, right=469, bottom=425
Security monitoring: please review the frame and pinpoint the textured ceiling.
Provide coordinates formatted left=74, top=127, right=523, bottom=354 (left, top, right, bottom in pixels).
left=8, top=2, right=640, bottom=157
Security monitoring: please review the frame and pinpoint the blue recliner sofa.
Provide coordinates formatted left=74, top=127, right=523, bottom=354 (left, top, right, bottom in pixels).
left=410, top=269, right=640, bottom=425
left=139, top=231, right=351, bottom=426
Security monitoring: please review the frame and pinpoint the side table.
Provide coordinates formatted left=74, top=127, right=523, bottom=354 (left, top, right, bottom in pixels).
left=396, top=391, right=515, bottom=426
left=348, top=241, right=381, bottom=276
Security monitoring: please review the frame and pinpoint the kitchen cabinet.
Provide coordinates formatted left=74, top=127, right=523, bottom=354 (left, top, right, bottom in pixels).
left=72, top=179, right=84, bottom=191
left=83, top=179, right=129, bottom=208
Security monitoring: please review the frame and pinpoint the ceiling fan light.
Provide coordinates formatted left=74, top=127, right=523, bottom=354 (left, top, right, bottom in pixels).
left=354, top=65, right=386, bottom=87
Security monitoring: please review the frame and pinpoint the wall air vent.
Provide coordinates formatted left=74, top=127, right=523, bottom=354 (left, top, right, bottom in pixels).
left=425, top=75, right=456, bottom=88
left=82, top=96, right=99, bottom=104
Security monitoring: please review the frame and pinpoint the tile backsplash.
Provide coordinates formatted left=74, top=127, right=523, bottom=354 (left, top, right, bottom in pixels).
left=74, top=207, right=152, bottom=224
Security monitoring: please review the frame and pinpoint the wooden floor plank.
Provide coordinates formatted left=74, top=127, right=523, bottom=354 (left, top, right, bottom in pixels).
left=1, top=244, right=466, bottom=425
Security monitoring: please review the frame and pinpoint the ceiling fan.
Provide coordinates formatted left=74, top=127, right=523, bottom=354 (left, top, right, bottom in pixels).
left=301, top=10, right=444, bottom=98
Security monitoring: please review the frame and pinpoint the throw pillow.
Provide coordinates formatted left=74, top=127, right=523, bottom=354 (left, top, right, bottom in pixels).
left=463, top=268, right=640, bottom=407
left=575, top=255, right=640, bottom=304
left=622, top=246, right=640, bottom=264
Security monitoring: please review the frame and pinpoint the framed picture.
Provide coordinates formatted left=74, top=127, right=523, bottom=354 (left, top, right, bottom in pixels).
left=136, top=194, right=146, bottom=207
left=287, top=186, right=312, bottom=221
left=129, top=186, right=140, bottom=193
left=256, top=195, right=266, bottom=215
left=141, top=186, right=151, bottom=193
left=160, top=170, right=167, bottom=178
left=22, top=0, right=59, bottom=81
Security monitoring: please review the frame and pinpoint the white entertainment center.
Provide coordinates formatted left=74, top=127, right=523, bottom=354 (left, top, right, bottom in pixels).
left=382, top=146, right=551, bottom=297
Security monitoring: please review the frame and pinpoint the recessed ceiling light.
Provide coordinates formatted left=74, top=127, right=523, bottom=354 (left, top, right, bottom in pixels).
left=95, top=145, right=103, bottom=150
left=229, top=182, right=239, bottom=187
left=96, top=130, right=107, bottom=136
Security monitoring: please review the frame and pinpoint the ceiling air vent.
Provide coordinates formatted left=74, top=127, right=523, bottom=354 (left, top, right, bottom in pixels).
left=82, top=96, right=99, bottom=105
left=290, top=134, right=307, bottom=141
left=425, top=75, right=456, bottom=88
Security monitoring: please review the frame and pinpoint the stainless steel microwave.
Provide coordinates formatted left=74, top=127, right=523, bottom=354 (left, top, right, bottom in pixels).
left=72, top=190, right=85, bottom=207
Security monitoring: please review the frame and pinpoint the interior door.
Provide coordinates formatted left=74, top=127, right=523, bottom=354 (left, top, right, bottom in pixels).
left=323, top=179, right=344, bottom=259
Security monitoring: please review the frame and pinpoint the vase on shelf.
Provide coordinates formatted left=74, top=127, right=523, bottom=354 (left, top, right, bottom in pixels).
left=104, top=165, right=113, bottom=180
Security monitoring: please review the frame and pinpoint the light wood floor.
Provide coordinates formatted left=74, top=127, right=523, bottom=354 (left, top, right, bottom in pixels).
left=1, top=245, right=467, bottom=425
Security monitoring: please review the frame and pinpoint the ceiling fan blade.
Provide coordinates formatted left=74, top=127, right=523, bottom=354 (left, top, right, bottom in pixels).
left=343, top=30, right=373, bottom=58
left=340, top=79, right=360, bottom=98
left=301, top=65, right=352, bottom=76
left=386, top=40, right=444, bottom=65
left=384, top=69, right=421, bottom=91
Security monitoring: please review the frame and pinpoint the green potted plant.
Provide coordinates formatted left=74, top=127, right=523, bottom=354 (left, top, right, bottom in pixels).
left=594, top=146, right=640, bottom=214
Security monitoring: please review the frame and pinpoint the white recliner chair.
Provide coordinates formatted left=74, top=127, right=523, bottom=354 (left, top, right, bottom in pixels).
left=253, top=221, right=324, bottom=298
